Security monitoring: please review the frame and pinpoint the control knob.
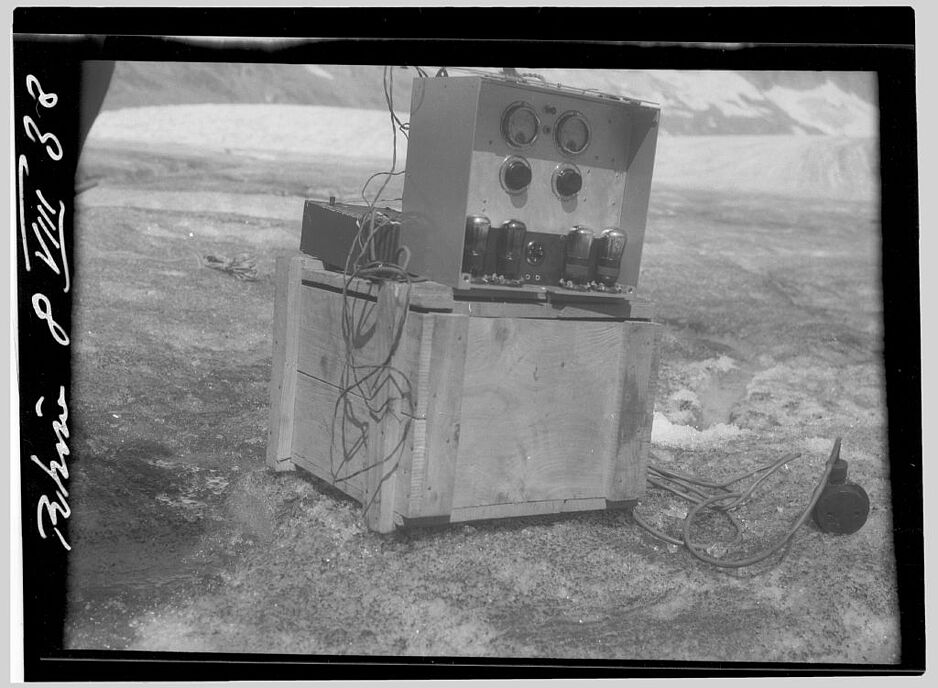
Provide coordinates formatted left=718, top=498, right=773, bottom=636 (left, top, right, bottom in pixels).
left=555, top=167, right=583, bottom=198
left=502, top=159, right=532, bottom=193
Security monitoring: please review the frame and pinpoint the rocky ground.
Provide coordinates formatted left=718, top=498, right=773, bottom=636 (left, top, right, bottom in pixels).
left=63, top=136, right=898, bottom=663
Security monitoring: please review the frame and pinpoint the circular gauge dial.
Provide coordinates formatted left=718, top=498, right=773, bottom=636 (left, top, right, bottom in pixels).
left=555, top=112, right=590, bottom=155
left=501, top=103, right=540, bottom=148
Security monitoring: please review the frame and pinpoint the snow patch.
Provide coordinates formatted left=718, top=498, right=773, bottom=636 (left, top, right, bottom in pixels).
left=665, top=388, right=701, bottom=426
left=800, top=436, right=837, bottom=455
left=654, top=134, right=877, bottom=202
left=763, top=80, right=877, bottom=137
left=671, top=388, right=701, bottom=407
left=651, top=411, right=749, bottom=450
left=709, top=355, right=738, bottom=373
left=529, top=69, right=876, bottom=135
left=129, top=614, right=215, bottom=652
left=87, top=104, right=410, bottom=161
left=686, top=355, right=738, bottom=378
left=645, top=70, right=767, bottom=118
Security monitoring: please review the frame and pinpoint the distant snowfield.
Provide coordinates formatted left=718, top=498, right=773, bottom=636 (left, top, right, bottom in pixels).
left=85, top=103, right=879, bottom=202
left=87, top=104, right=410, bottom=161
left=654, top=134, right=878, bottom=202
left=763, top=81, right=877, bottom=137
left=441, top=68, right=877, bottom=137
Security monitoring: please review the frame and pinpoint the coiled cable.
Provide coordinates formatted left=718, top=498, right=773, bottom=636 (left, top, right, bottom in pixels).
left=633, top=438, right=841, bottom=569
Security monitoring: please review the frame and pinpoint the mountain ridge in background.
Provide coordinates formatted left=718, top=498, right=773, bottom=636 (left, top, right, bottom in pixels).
left=100, top=63, right=878, bottom=138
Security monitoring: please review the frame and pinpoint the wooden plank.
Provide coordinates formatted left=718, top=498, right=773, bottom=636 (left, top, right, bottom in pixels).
left=294, top=281, right=424, bottom=398
left=292, top=452, right=364, bottom=504
left=620, top=299, right=655, bottom=321
left=548, top=300, right=654, bottom=321
left=292, top=371, right=372, bottom=503
left=405, top=321, right=435, bottom=516
left=604, top=322, right=661, bottom=501
left=457, top=282, right=637, bottom=304
left=452, top=285, right=654, bottom=320
left=299, top=263, right=456, bottom=312
left=363, top=281, right=412, bottom=532
left=408, top=312, right=469, bottom=518
left=453, top=299, right=650, bottom=320
left=272, top=257, right=658, bottom=529
left=448, top=497, right=610, bottom=523
left=451, top=317, right=625, bottom=508
left=301, top=262, right=649, bottom=319
left=266, top=254, right=314, bottom=471
left=455, top=283, right=550, bottom=302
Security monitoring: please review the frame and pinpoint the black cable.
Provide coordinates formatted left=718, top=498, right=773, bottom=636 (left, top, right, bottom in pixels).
left=634, top=439, right=842, bottom=569
left=644, top=474, right=744, bottom=547
left=332, top=259, right=414, bottom=507
left=384, top=66, right=410, bottom=139
left=329, top=65, right=417, bottom=519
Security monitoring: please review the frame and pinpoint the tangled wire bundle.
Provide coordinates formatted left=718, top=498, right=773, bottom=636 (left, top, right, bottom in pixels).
left=326, top=65, right=418, bottom=517
left=203, top=253, right=258, bottom=281
left=633, top=438, right=841, bottom=569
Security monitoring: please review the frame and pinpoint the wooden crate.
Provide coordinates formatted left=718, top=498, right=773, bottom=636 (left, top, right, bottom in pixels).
left=267, top=254, right=660, bottom=532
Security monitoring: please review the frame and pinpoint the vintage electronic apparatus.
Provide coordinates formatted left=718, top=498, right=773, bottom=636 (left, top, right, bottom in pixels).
left=278, top=72, right=867, bottom=548
left=401, top=74, right=659, bottom=294
left=301, top=73, right=660, bottom=297
left=300, top=200, right=402, bottom=271
left=282, top=71, right=662, bottom=532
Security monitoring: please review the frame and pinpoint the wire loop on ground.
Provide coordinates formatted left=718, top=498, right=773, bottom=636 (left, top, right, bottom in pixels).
left=634, top=439, right=841, bottom=569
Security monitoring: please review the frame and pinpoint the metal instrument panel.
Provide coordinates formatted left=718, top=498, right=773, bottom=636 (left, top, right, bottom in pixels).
left=401, top=77, right=481, bottom=288
left=401, top=75, right=659, bottom=293
left=300, top=201, right=401, bottom=270
left=467, top=79, right=632, bottom=238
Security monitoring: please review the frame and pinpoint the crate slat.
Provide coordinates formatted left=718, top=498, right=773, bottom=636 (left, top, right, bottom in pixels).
left=409, top=312, right=469, bottom=518
left=269, top=256, right=659, bottom=531
left=266, top=255, right=308, bottom=471
left=451, top=317, right=643, bottom=508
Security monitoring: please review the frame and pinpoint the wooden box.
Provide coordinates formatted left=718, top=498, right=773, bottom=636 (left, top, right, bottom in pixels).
left=267, top=255, right=660, bottom=532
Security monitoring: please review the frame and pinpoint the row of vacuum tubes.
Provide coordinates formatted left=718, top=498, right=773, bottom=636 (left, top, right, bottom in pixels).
left=461, top=215, right=628, bottom=287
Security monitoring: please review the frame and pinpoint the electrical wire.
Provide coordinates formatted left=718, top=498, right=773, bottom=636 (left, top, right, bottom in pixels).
left=329, top=65, right=417, bottom=518
left=333, top=62, right=837, bottom=552
left=340, top=64, right=410, bottom=409
left=633, top=438, right=842, bottom=569
left=384, top=67, right=410, bottom=138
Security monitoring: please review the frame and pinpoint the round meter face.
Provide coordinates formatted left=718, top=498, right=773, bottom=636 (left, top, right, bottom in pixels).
left=501, top=103, right=540, bottom=148
left=555, top=112, right=590, bottom=155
